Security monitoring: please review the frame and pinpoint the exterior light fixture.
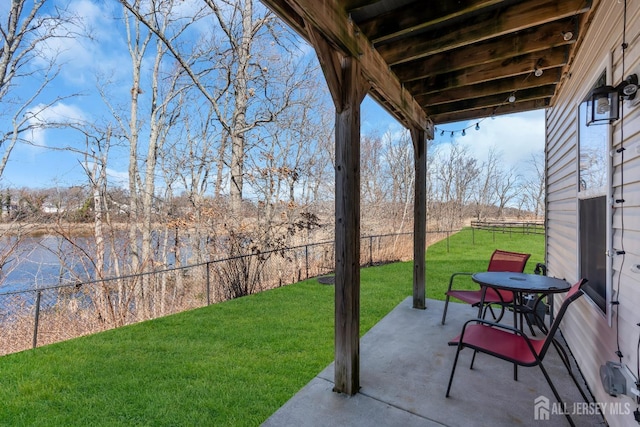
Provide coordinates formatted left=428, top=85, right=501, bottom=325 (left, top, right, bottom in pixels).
left=587, top=84, right=619, bottom=125
left=534, top=58, right=544, bottom=77
left=619, top=74, right=639, bottom=98
left=587, top=74, right=638, bottom=125
left=508, top=93, right=516, bottom=103
left=475, top=123, right=480, bottom=131
left=562, top=31, right=573, bottom=41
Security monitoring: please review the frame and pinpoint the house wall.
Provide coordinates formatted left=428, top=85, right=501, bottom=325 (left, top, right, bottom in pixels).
left=546, top=1, right=640, bottom=426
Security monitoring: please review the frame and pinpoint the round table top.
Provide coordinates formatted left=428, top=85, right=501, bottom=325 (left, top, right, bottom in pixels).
left=471, top=272, right=570, bottom=294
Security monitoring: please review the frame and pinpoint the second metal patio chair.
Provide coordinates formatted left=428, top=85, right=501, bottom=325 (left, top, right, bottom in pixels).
left=445, top=278, right=589, bottom=427
left=441, top=249, right=531, bottom=325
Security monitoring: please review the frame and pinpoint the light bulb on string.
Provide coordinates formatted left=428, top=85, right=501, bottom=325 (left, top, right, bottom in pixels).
left=475, top=123, right=480, bottom=130
left=462, top=129, right=466, bottom=136
left=450, top=131, right=454, bottom=138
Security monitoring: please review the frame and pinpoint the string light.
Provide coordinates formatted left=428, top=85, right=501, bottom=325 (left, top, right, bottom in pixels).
left=435, top=118, right=486, bottom=138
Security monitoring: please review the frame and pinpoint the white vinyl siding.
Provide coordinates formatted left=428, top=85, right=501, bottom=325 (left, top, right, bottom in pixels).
left=546, top=1, right=640, bottom=426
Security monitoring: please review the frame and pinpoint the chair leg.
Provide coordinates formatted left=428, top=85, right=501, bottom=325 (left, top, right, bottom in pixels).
left=539, top=362, right=575, bottom=427
left=441, top=295, right=451, bottom=325
left=551, top=339, right=590, bottom=404
left=446, top=345, right=463, bottom=397
left=470, top=350, right=477, bottom=369
left=493, top=304, right=506, bottom=323
left=483, top=304, right=497, bottom=320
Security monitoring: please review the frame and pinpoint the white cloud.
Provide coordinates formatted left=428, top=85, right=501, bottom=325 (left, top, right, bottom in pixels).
left=437, top=110, right=545, bottom=172
left=25, top=102, right=87, bottom=147
left=29, top=0, right=128, bottom=86
left=106, top=168, right=129, bottom=188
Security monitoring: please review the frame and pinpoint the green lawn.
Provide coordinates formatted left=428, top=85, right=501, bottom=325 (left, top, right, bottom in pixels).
left=425, top=227, right=545, bottom=299
left=0, top=228, right=543, bottom=426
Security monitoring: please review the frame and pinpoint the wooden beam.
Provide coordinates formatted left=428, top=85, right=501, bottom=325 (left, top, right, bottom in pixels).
left=418, top=69, right=560, bottom=107
left=376, top=0, right=590, bottom=66
left=424, top=85, right=555, bottom=117
left=342, top=0, right=378, bottom=12
left=307, top=25, right=369, bottom=395
left=308, top=27, right=345, bottom=109
left=260, top=0, right=429, bottom=133
left=405, top=46, right=568, bottom=96
left=411, top=126, right=428, bottom=310
left=333, top=56, right=368, bottom=395
left=357, top=0, right=504, bottom=44
left=431, top=98, right=550, bottom=124
left=392, top=18, right=576, bottom=83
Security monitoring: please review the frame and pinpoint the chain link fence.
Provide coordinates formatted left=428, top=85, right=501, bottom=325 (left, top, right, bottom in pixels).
left=2, top=231, right=452, bottom=356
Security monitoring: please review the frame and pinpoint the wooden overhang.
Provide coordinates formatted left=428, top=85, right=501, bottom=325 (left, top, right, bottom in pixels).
left=259, top=0, right=596, bottom=396
left=261, top=0, right=594, bottom=126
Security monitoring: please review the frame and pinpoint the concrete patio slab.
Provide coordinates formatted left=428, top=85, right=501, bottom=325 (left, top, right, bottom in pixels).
left=263, top=297, right=608, bottom=427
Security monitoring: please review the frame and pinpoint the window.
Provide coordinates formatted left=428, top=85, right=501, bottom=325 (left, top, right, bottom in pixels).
left=579, top=71, right=608, bottom=196
left=577, top=69, right=610, bottom=314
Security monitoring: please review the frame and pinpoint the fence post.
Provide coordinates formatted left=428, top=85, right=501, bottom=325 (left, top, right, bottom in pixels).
left=305, top=245, right=309, bottom=279
left=32, top=290, right=42, bottom=349
left=446, top=230, right=450, bottom=252
left=369, top=236, right=373, bottom=266
left=472, top=227, right=475, bottom=245
left=206, top=262, right=211, bottom=306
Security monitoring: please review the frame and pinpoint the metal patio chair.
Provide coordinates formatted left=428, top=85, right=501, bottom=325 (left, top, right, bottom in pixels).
left=445, top=278, right=589, bottom=427
left=441, top=249, right=531, bottom=325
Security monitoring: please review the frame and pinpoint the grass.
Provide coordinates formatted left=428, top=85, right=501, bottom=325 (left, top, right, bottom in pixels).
left=425, top=227, right=545, bottom=299
left=0, top=228, right=543, bottom=426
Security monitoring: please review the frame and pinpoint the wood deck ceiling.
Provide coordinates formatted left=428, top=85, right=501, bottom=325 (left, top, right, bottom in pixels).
left=262, top=0, right=595, bottom=127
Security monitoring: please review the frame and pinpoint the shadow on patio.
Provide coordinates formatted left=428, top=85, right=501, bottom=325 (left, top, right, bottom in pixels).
left=263, top=298, right=607, bottom=427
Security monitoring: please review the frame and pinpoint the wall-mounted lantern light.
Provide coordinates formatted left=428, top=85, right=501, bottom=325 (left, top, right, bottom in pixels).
left=587, top=74, right=638, bottom=125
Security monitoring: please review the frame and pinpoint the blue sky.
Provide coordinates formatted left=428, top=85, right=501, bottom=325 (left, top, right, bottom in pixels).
left=0, top=0, right=545, bottom=189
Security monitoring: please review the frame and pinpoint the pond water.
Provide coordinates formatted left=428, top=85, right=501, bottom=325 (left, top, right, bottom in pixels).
left=0, top=234, right=189, bottom=294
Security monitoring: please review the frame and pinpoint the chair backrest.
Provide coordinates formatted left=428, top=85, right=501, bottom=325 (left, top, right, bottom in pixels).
left=538, top=278, right=588, bottom=359
left=487, top=249, right=531, bottom=273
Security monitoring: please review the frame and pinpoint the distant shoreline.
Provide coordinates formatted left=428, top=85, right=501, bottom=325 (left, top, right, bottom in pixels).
left=0, top=223, right=102, bottom=237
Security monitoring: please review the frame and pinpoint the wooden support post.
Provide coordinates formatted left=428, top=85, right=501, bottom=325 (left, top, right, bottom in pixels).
left=411, top=127, right=427, bottom=310
left=309, top=27, right=369, bottom=395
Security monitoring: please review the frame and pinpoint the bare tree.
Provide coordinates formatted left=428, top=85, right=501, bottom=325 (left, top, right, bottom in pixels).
left=360, top=133, right=386, bottom=204
left=431, top=142, right=480, bottom=229
left=471, top=148, right=501, bottom=220
left=520, top=152, right=546, bottom=218
left=96, top=0, right=195, bottom=318
left=383, top=130, right=415, bottom=233
left=493, top=166, right=521, bottom=219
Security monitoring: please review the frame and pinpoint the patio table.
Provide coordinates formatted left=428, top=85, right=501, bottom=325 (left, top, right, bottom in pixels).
left=472, top=272, right=571, bottom=333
